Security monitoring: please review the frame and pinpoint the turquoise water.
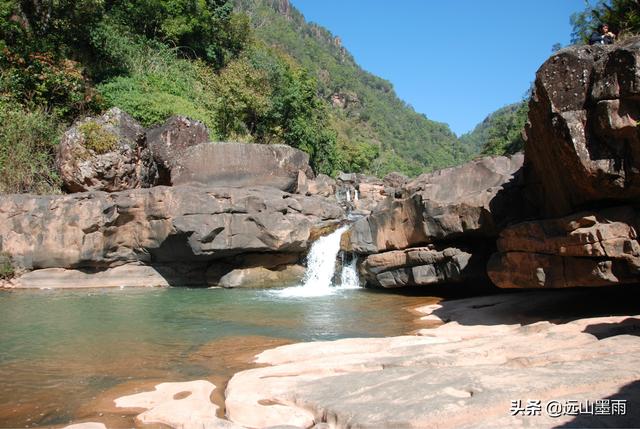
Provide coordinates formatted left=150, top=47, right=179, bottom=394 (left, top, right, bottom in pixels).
left=0, top=287, right=433, bottom=427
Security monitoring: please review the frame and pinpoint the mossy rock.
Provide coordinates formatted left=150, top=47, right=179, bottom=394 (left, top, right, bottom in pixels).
left=78, top=121, right=119, bottom=154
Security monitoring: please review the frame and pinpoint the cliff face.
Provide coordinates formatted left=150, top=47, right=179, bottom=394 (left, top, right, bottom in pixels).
left=349, top=37, right=640, bottom=291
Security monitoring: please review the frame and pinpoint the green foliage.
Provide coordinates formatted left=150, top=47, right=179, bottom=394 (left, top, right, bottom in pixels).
left=459, top=101, right=529, bottom=157
left=106, top=0, right=251, bottom=68
left=233, top=0, right=471, bottom=176
left=0, top=251, right=14, bottom=280
left=93, top=25, right=218, bottom=132
left=571, top=0, right=640, bottom=43
left=78, top=121, right=118, bottom=153
left=0, top=102, right=63, bottom=194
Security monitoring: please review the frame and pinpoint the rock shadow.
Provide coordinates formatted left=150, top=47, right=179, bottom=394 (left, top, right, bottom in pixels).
left=553, top=380, right=640, bottom=428
left=429, top=287, right=640, bottom=327
left=583, top=317, right=640, bottom=339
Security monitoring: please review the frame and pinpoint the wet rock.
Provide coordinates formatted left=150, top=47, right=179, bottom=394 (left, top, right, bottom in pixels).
left=171, top=142, right=314, bottom=191
left=56, top=108, right=155, bottom=193
left=146, top=116, right=210, bottom=185
left=217, top=265, right=305, bottom=288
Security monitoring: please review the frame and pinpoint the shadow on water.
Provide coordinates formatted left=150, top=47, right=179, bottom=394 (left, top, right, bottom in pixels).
left=553, top=380, right=640, bottom=429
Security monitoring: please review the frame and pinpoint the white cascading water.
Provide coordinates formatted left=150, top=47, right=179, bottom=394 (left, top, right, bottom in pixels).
left=340, top=256, right=360, bottom=289
left=276, top=225, right=359, bottom=297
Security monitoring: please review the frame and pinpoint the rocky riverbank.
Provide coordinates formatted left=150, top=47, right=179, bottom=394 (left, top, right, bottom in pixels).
left=59, top=287, right=640, bottom=429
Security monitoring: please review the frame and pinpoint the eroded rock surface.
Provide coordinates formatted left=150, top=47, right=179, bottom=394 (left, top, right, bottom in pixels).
left=146, top=116, right=210, bottom=185
left=0, top=186, right=343, bottom=288
left=56, top=108, right=155, bottom=193
left=347, top=154, right=524, bottom=254
left=114, top=380, right=241, bottom=429
left=225, top=291, right=640, bottom=429
left=362, top=245, right=487, bottom=288
left=525, top=37, right=640, bottom=218
left=488, top=206, right=640, bottom=288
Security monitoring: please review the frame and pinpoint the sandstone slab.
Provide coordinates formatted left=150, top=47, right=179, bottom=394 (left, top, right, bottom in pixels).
left=172, top=142, right=314, bottom=191
left=114, top=380, right=241, bottom=429
left=362, top=245, right=487, bottom=288
left=146, top=116, right=210, bottom=185
left=225, top=291, right=640, bottom=428
left=488, top=206, right=640, bottom=288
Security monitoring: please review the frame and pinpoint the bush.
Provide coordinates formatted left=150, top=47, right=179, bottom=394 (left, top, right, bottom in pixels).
left=78, top=121, right=118, bottom=154
left=0, top=252, right=14, bottom=280
left=95, top=29, right=217, bottom=133
left=0, top=102, right=63, bottom=194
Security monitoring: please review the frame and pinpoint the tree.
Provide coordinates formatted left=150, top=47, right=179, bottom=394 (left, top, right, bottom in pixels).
left=571, top=0, right=640, bottom=43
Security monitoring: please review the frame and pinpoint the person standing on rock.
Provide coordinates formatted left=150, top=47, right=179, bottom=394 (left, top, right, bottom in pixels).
left=589, top=24, right=616, bottom=45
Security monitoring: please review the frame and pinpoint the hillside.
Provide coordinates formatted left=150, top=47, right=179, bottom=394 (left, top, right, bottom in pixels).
left=234, top=0, right=473, bottom=176
left=459, top=101, right=528, bottom=156
left=0, top=0, right=476, bottom=195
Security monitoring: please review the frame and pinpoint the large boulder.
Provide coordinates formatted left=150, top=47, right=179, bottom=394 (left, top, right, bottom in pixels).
left=361, top=244, right=488, bottom=288
left=488, top=205, right=640, bottom=288
left=346, top=154, right=524, bottom=254
left=0, top=185, right=344, bottom=287
left=525, top=37, right=640, bottom=218
left=171, top=142, right=314, bottom=191
left=146, top=116, right=210, bottom=185
left=56, top=108, right=156, bottom=193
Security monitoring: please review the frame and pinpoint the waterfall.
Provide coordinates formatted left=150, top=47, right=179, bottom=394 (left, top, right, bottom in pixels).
left=275, top=225, right=360, bottom=297
left=340, top=255, right=360, bottom=289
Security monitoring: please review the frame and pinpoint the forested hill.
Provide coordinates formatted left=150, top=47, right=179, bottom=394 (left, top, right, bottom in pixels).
left=234, top=0, right=473, bottom=176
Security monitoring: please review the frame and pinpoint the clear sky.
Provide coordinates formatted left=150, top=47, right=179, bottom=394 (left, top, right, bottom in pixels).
left=290, top=0, right=587, bottom=136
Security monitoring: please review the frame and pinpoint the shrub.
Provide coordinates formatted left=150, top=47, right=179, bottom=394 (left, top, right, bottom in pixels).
left=0, top=252, right=14, bottom=280
left=0, top=102, right=63, bottom=194
left=78, top=121, right=118, bottom=154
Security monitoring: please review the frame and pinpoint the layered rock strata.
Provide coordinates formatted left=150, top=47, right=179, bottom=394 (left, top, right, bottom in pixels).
left=0, top=186, right=343, bottom=288
left=345, top=154, right=524, bottom=288
left=488, top=37, right=640, bottom=289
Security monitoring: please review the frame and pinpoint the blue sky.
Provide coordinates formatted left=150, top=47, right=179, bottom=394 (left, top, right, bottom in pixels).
left=290, top=0, right=587, bottom=136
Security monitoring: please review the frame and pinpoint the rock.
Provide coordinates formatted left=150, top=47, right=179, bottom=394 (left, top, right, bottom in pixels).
left=296, top=172, right=335, bottom=197
left=524, top=37, right=640, bottom=217
left=488, top=206, right=640, bottom=289
left=171, top=142, right=314, bottom=191
left=146, top=116, right=210, bottom=185
left=225, top=290, right=640, bottom=429
left=62, top=423, right=107, bottom=429
left=382, top=172, right=408, bottom=189
left=361, top=244, right=488, bottom=288
left=217, top=265, right=305, bottom=288
left=0, top=186, right=344, bottom=287
left=347, top=154, right=524, bottom=254
left=56, top=108, right=155, bottom=193
left=114, top=380, right=242, bottom=429
left=3, top=264, right=170, bottom=289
